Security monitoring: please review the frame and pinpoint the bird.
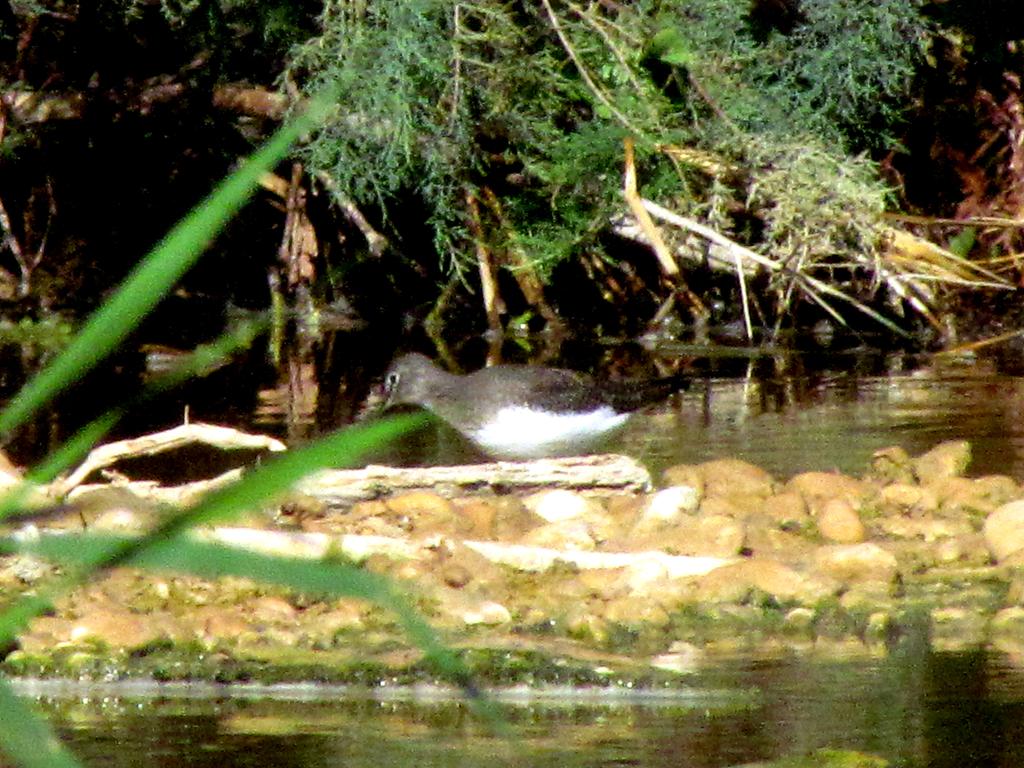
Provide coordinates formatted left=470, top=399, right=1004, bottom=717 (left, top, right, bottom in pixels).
left=382, top=352, right=688, bottom=460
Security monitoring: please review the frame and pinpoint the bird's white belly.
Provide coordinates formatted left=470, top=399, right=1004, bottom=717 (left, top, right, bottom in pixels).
left=469, top=405, right=629, bottom=459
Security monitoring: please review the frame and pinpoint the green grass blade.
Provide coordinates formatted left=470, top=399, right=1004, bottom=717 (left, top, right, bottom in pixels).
left=0, top=680, right=84, bottom=768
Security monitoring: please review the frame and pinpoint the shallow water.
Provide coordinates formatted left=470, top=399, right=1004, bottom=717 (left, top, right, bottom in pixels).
left=363, top=352, right=1024, bottom=480
left=5, top=331, right=1023, bottom=482
left=626, top=356, right=1024, bottom=478
left=18, top=650, right=1024, bottom=768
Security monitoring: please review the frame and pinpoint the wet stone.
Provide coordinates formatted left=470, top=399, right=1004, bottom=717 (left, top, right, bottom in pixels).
left=930, top=606, right=988, bottom=650
left=817, top=498, right=866, bottom=543
left=868, top=445, right=915, bottom=484
left=983, top=499, right=1024, bottom=562
left=522, top=519, right=596, bottom=550
left=761, top=492, right=811, bottom=527
left=913, top=440, right=971, bottom=485
left=637, top=485, right=701, bottom=527
left=697, top=458, right=776, bottom=500
left=386, top=491, right=458, bottom=534
left=490, top=496, right=541, bottom=541
left=450, top=497, right=498, bottom=539
left=814, top=543, right=899, bottom=586
left=523, top=489, right=602, bottom=523
left=787, top=471, right=871, bottom=512
left=631, top=514, right=745, bottom=557
left=660, top=464, right=705, bottom=494
left=601, top=596, right=671, bottom=629
left=879, top=482, right=938, bottom=513
left=460, top=601, right=512, bottom=626
left=695, top=559, right=832, bottom=605
left=874, top=515, right=973, bottom=542
left=991, top=606, right=1024, bottom=635
left=932, top=476, right=1015, bottom=516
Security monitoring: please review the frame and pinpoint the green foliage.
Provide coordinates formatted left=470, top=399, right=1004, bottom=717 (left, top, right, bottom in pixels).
left=291, top=0, right=928, bottom=326
left=757, top=0, right=923, bottom=150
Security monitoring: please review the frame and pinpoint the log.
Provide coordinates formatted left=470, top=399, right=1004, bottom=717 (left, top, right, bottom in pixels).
left=296, top=454, right=653, bottom=507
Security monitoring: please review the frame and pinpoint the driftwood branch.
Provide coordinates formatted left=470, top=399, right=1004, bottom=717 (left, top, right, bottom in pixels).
left=297, top=454, right=653, bottom=507
left=56, top=422, right=287, bottom=497
left=46, top=418, right=649, bottom=511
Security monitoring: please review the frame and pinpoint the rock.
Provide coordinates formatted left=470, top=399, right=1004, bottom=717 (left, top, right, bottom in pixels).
left=864, top=611, right=892, bottom=645
left=983, top=500, right=1024, bottom=561
left=814, top=543, right=898, bottom=585
left=637, top=485, right=701, bottom=527
left=192, top=606, right=252, bottom=643
left=761, top=492, right=810, bottom=527
left=699, top=496, right=753, bottom=519
left=386, top=491, right=457, bottom=534
left=786, top=471, right=870, bottom=511
left=522, top=489, right=602, bottom=523
left=991, top=606, right=1024, bottom=635
left=451, top=498, right=497, bottom=539
left=816, top=498, right=865, bottom=543
left=578, top=568, right=629, bottom=601
left=651, top=642, right=703, bottom=673
left=565, top=610, right=610, bottom=644
left=461, top=601, right=511, bottom=626
left=441, top=562, right=473, bottom=588
left=69, top=608, right=173, bottom=649
left=868, top=445, right=915, bottom=484
left=18, top=616, right=74, bottom=653
left=698, top=459, right=775, bottom=499
left=522, top=520, right=596, bottom=550
left=491, top=497, right=542, bottom=541
left=695, top=559, right=834, bottom=604
left=874, top=515, right=972, bottom=541
left=250, top=596, right=298, bottom=622
left=661, top=464, right=704, bottom=494
left=913, top=440, right=971, bottom=484
left=930, top=606, right=987, bottom=650
left=742, top=518, right=818, bottom=560
left=880, top=483, right=939, bottom=513
left=636, top=514, right=745, bottom=557
left=783, top=607, right=815, bottom=634
left=602, top=596, right=671, bottom=629
left=933, top=475, right=1020, bottom=516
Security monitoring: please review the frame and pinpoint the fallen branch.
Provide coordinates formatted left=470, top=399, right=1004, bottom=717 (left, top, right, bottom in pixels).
left=56, top=422, right=286, bottom=497
left=297, top=454, right=653, bottom=507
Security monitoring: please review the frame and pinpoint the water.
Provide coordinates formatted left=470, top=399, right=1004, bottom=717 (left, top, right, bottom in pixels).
left=361, top=351, right=1024, bottom=480
left=15, top=650, right=1024, bottom=767
left=623, top=355, right=1024, bottom=479
left=7, top=336, right=1024, bottom=766
left=5, top=328, right=1024, bottom=482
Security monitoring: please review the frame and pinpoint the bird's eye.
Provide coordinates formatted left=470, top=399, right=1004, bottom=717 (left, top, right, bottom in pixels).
left=385, top=372, right=399, bottom=391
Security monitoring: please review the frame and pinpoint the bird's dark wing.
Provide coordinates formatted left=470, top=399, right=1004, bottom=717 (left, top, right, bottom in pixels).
left=473, top=365, right=611, bottom=412
left=599, top=372, right=690, bottom=411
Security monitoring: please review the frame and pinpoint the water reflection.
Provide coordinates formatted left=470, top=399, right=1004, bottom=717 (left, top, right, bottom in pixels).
left=626, top=356, right=1024, bottom=478
left=16, top=651, right=1024, bottom=768
left=358, top=352, right=1024, bottom=479
left=7, top=330, right=1024, bottom=482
